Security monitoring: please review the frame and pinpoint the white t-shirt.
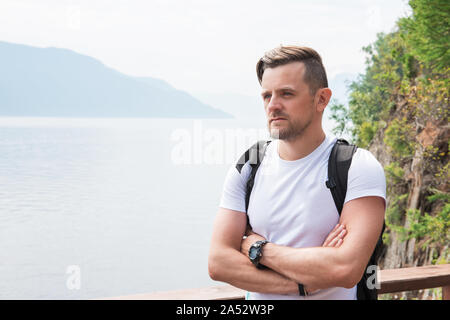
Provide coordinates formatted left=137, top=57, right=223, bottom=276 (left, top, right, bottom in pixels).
left=218, top=135, right=386, bottom=300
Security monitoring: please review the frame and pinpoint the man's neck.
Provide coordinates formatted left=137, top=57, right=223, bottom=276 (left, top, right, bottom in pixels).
left=278, top=129, right=326, bottom=161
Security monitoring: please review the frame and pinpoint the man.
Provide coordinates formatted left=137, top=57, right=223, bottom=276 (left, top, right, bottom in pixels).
left=208, top=46, right=386, bottom=300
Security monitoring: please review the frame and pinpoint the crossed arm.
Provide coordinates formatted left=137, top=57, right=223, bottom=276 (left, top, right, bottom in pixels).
left=208, top=196, right=385, bottom=294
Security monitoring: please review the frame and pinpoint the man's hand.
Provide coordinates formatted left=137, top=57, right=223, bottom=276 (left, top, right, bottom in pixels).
left=322, top=223, right=347, bottom=247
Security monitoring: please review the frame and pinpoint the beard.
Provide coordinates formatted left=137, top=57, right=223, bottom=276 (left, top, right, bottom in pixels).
left=268, top=115, right=313, bottom=141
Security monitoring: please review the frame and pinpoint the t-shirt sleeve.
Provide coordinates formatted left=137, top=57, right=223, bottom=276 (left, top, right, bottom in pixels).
left=344, top=148, right=386, bottom=206
left=218, top=163, right=250, bottom=213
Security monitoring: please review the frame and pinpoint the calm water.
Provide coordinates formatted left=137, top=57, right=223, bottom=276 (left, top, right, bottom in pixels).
left=0, top=117, right=269, bottom=299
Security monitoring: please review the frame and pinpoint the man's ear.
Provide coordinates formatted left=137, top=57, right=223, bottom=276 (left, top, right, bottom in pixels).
left=314, top=88, right=332, bottom=112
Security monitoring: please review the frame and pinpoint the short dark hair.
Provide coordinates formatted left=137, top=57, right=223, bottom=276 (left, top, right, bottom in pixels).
left=256, top=45, right=328, bottom=94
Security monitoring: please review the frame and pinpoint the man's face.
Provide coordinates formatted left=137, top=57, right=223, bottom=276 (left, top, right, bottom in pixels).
left=261, top=62, right=317, bottom=141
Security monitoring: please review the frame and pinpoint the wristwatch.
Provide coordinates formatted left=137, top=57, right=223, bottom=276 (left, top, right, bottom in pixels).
left=248, top=240, right=269, bottom=269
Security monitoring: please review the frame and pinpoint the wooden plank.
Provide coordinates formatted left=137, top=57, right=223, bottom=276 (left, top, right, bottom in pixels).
left=378, top=264, right=450, bottom=294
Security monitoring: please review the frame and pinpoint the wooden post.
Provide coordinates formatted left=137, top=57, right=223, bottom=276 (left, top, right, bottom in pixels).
left=443, top=285, right=450, bottom=300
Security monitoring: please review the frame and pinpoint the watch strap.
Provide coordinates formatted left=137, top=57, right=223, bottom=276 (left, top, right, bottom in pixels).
left=249, top=240, right=269, bottom=268
left=298, top=283, right=308, bottom=296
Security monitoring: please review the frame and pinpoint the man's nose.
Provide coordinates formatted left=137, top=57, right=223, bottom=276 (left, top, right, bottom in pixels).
left=267, top=95, right=282, bottom=114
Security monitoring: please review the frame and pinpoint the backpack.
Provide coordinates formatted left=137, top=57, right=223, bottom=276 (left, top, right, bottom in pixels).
left=235, top=138, right=385, bottom=300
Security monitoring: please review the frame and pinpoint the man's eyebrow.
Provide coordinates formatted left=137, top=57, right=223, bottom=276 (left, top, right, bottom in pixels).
left=278, top=86, right=297, bottom=92
left=261, top=87, right=298, bottom=96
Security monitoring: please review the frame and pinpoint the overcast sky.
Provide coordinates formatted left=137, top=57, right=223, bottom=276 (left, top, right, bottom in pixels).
left=0, top=0, right=411, bottom=96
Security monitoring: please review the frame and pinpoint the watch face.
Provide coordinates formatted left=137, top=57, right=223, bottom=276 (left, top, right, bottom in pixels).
left=249, top=247, right=259, bottom=260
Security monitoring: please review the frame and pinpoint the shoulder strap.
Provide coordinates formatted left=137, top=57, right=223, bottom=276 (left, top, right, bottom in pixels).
left=325, top=138, right=357, bottom=215
left=235, top=140, right=272, bottom=218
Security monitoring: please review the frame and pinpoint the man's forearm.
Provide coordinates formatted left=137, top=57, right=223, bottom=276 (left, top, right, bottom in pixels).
left=209, top=247, right=299, bottom=295
left=260, top=244, right=354, bottom=290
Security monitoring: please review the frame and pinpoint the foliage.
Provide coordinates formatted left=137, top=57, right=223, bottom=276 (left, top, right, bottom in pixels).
left=402, top=192, right=450, bottom=249
left=385, top=193, right=409, bottom=228
left=345, top=31, right=406, bottom=147
left=384, top=162, right=405, bottom=184
left=329, top=0, right=449, bottom=149
left=398, top=0, right=450, bottom=72
left=328, top=0, right=450, bottom=285
left=328, top=100, right=351, bottom=138
left=383, top=118, right=416, bottom=158
left=385, top=190, right=450, bottom=253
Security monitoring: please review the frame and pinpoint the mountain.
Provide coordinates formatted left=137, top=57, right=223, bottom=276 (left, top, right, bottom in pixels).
left=0, top=41, right=232, bottom=118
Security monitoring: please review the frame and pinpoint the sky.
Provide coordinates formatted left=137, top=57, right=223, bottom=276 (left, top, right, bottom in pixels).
left=0, top=0, right=412, bottom=97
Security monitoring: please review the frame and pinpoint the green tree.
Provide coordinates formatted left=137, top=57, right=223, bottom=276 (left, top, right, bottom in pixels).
left=399, top=0, right=450, bottom=72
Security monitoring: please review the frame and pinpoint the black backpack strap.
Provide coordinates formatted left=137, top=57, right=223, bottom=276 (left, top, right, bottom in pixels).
left=326, top=138, right=357, bottom=215
left=235, top=140, right=272, bottom=226
left=236, top=140, right=271, bottom=174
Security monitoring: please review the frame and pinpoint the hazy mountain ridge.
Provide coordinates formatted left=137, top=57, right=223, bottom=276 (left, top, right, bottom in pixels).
left=0, top=41, right=232, bottom=118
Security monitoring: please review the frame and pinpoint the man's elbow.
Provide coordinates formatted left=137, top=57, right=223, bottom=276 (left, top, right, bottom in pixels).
left=209, top=249, right=240, bottom=282
left=337, top=263, right=366, bottom=289
left=208, top=253, right=223, bottom=281
left=208, top=262, right=219, bottom=281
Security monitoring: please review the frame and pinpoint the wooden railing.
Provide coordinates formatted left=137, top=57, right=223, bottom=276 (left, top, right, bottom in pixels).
left=99, top=264, right=450, bottom=300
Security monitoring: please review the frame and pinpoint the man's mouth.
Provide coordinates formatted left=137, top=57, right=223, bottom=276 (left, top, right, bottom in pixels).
left=270, top=117, right=286, bottom=123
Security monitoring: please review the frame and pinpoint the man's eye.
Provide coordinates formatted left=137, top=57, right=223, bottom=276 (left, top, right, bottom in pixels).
left=263, top=95, right=271, bottom=100
left=283, top=92, right=292, bottom=96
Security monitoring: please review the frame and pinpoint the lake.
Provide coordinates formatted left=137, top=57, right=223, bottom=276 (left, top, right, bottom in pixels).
left=0, top=116, right=272, bottom=299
